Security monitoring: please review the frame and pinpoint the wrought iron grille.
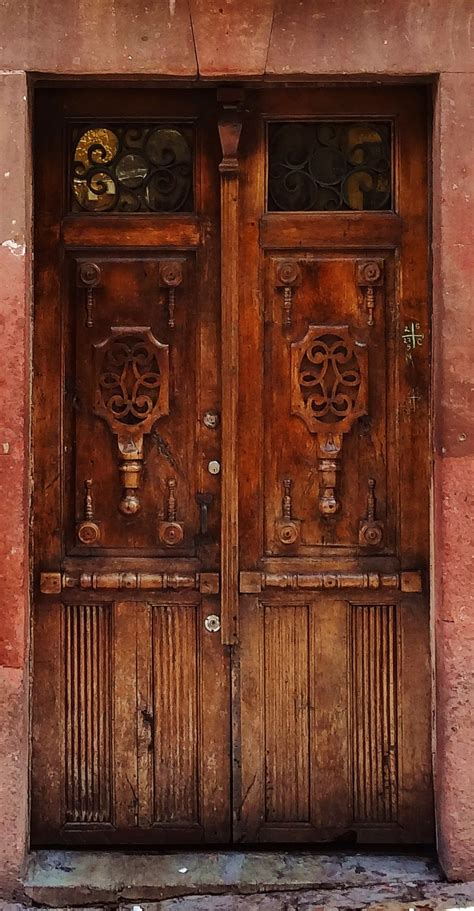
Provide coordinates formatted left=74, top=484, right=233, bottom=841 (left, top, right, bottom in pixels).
left=71, top=124, right=194, bottom=213
left=268, top=121, right=392, bottom=212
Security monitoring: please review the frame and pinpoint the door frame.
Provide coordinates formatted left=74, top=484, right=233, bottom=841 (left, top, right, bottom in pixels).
left=29, top=76, right=435, bottom=852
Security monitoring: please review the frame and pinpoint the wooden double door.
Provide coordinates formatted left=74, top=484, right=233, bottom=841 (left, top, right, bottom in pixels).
left=32, top=86, right=433, bottom=846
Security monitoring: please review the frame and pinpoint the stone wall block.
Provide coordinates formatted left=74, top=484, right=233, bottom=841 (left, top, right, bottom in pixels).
left=0, top=0, right=197, bottom=75
left=0, top=668, right=28, bottom=900
left=434, top=455, right=474, bottom=880
left=0, top=73, right=29, bottom=670
left=433, top=75, right=474, bottom=459
left=266, top=0, right=474, bottom=76
left=189, top=0, right=274, bottom=76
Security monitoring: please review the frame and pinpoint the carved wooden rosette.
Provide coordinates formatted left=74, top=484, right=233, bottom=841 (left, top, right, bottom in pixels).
left=356, top=259, right=384, bottom=327
left=218, top=88, right=244, bottom=644
left=77, top=262, right=101, bottom=328
left=159, top=259, right=184, bottom=328
left=275, top=260, right=302, bottom=329
left=291, top=325, right=368, bottom=516
left=94, top=326, right=169, bottom=515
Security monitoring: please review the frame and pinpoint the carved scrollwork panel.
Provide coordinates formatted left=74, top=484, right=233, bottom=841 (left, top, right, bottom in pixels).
left=291, top=326, right=368, bottom=434
left=94, top=326, right=169, bottom=515
left=291, top=325, right=368, bottom=516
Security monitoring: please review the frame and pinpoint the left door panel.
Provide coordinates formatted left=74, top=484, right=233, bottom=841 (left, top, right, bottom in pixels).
left=31, top=88, right=229, bottom=845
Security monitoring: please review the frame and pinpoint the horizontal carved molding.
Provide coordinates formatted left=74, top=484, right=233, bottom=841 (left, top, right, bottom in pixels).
left=63, top=214, right=202, bottom=247
left=239, top=571, right=421, bottom=594
left=260, top=213, right=402, bottom=249
left=40, top=571, right=219, bottom=595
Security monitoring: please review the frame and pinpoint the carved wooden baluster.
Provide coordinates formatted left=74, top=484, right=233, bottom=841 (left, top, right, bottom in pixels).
left=291, top=325, right=368, bottom=517
left=317, top=433, right=343, bottom=516
left=84, top=478, right=93, bottom=520
left=359, top=477, right=384, bottom=546
left=118, top=437, right=143, bottom=516
left=158, top=479, right=184, bottom=546
left=167, top=479, right=177, bottom=521
left=275, top=261, right=302, bottom=329
left=275, top=477, right=301, bottom=544
left=77, top=262, right=101, bottom=328
left=356, top=260, right=383, bottom=327
left=159, top=260, right=183, bottom=328
left=218, top=87, right=244, bottom=645
left=282, top=478, right=292, bottom=519
left=77, top=478, right=101, bottom=545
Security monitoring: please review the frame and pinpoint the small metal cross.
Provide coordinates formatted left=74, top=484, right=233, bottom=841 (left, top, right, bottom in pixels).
left=401, top=387, right=422, bottom=417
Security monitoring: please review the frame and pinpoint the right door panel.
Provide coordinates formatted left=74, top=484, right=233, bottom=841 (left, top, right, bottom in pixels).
left=236, top=86, right=433, bottom=845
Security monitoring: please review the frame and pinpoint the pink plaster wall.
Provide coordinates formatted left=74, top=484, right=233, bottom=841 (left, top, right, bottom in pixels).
left=0, top=73, right=30, bottom=898
left=0, top=0, right=472, bottom=895
left=432, top=72, right=474, bottom=880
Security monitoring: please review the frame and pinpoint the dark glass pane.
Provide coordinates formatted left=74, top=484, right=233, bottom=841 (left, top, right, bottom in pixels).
left=72, top=124, right=194, bottom=213
left=268, top=121, right=392, bottom=212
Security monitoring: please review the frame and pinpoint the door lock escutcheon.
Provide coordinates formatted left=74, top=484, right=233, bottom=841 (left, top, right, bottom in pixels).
left=204, top=614, right=221, bottom=633
left=203, top=410, right=220, bottom=429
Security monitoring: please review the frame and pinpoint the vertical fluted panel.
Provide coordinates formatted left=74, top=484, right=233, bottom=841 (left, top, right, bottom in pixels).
left=65, top=604, right=111, bottom=823
left=152, top=604, right=198, bottom=823
left=351, top=604, right=398, bottom=823
left=263, top=604, right=310, bottom=822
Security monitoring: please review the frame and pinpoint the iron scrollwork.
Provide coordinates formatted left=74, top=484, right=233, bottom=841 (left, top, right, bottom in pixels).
left=268, top=121, right=391, bottom=212
left=72, top=124, right=194, bottom=213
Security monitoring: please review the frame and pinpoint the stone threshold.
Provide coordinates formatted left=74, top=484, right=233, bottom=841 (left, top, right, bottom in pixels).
left=23, top=851, right=443, bottom=907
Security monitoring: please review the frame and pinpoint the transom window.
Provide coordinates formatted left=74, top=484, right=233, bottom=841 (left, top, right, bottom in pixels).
left=267, top=121, right=392, bottom=212
left=71, top=124, right=194, bottom=213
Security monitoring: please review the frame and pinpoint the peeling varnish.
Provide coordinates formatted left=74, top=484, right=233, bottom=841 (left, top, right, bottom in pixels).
left=2, top=238, right=25, bottom=256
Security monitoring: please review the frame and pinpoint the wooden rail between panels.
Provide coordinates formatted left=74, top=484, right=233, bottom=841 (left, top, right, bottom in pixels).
left=40, top=571, right=220, bottom=595
left=239, top=570, right=422, bottom=593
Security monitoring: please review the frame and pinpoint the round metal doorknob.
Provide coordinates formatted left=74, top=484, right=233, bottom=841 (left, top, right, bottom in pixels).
left=204, top=614, right=221, bottom=633
left=207, top=459, right=221, bottom=475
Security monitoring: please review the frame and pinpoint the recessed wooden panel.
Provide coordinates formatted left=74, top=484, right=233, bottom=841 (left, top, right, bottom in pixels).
left=64, top=604, right=112, bottom=825
left=68, top=253, right=199, bottom=555
left=263, top=253, right=394, bottom=556
left=350, top=603, right=398, bottom=824
left=152, top=603, right=199, bottom=826
left=263, top=603, right=310, bottom=823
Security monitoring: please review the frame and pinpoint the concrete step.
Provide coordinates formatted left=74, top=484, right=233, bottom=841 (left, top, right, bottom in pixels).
left=23, top=851, right=442, bottom=906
